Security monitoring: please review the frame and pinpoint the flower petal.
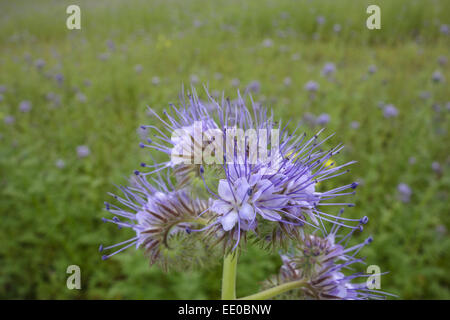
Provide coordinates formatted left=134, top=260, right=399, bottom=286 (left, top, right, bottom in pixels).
left=220, top=210, right=239, bottom=231
left=239, top=202, right=255, bottom=221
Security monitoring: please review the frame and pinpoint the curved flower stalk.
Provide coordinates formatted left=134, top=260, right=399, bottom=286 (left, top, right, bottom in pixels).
left=100, top=173, right=216, bottom=271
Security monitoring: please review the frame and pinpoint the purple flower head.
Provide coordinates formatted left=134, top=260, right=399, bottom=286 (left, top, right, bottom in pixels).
left=431, top=161, right=442, bottom=174
left=4, top=115, right=15, bottom=125
left=55, top=159, right=66, bottom=169
left=245, top=80, right=261, bottom=94
left=100, top=174, right=211, bottom=269
left=316, top=16, right=325, bottom=25
left=19, top=100, right=32, bottom=113
left=397, top=183, right=412, bottom=203
left=76, top=145, right=90, bottom=158
left=383, top=104, right=398, bottom=118
left=432, top=70, right=444, bottom=83
left=440, top=24, right=449, bottom=35
left=304, top=81, right=319, bottom=92
left=106, top=39, right=116, bottom=51
left=321, top=63, right=336, bottom=77
left=316, top=113, right=331, bottom=126
left=368, top=65, right=377, bottom=74
left=35, top=59, right=45, bottom=70
left=262, top=38, right=274, bottom=48
left=0, top=85, right=6, bottom=93
left=231, top=78, right=240, bottom=88
left=437, top=55, right=447, bottom=66
left=54, top=73, right=64, bottom=86
left=274, top=225, right=392, bottom=299
left=152, top=76, right=161, bottom=85
left=333, top=24, right=341, bottom=33
left=350, top=121, right=360, bottom=129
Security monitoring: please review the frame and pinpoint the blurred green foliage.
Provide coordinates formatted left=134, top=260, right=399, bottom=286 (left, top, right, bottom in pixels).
left=0, top=0, right=449, bottom=299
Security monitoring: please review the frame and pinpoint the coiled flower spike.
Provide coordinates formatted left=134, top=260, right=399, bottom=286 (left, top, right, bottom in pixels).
left=100, top=173, right=213, bottom=270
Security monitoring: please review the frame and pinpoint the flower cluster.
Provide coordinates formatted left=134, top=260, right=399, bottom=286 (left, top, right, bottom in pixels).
left=100, top=87, right=391, bottom=299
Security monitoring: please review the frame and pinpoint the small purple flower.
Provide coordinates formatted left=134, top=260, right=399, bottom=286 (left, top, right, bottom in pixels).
left=55, top=159, right=66, bottom=169
left=432, top=70, right=444, bottom=83
left=190, top=74, right=200, bottom=85
left=106, top=39, right=116, bottom=51
left=151, top=76, right=161, bottom=85
left=77, top=145, right=90, bottom=158
left=245, top=80, right=261, bottom=94
left=76, top=92, right=87, bottom=103
left=321, top=62, right=336, bottom=77
left=408, top=157, right=416, bottom=165
left=383, top=104, right=398, bottom=118
left=0, top=85, right=6, bottom=93
left=19, top=100, right=32, bottom=113
left=316, top=113, right=331, bottom=126
left=333, top=24, right=341, bottom=33
left=262, top=38, right=274, bottom=48
left=431, top=161, right=442, bottom=174
left=350, top=121, right=360, bottom=129
left=283, top=77, right=292, bottom=87
left=98, top=53, right=110, bottom=61
left=437, top=55, right=447, bottom=66
left=304, top=80, right=319, bottom=92
left=134, top=64, right=143, bottom=74
left=35, top=59, right=45, bottom=70
left=397, top=183, right=412, bottom=203
left=440, top=24, right=449, bottom=35
left=4, top=115, right=15, bottom=124
left=54, top=73, right=64, bottom=86
left=368, top=65, right=377, bottom=74
left=316, top=16, right=325, bottom=25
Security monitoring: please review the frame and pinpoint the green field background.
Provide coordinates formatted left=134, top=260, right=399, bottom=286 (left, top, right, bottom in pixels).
left=0, top=0, right=449, bottom=299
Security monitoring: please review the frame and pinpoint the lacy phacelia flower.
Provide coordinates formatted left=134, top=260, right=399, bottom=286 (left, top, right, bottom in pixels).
left=204, top=95, right=361, bottom=250
left=270, top=223, right=391, bottom=300
left=100, top=174, right=212, bottom=270
left=139, top=90, right=219, bottom=187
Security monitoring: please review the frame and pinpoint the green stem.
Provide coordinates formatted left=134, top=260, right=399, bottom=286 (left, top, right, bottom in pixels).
left=238, top=279, right=307, bottom=300
left=221, top=251, right=238, bottom=300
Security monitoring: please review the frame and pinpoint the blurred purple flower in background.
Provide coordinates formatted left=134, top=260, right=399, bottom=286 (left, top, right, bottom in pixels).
left=383, top=104, right=399, bottom=118
left=304, top=80, right=319, bottom=92
left=54, top=73, right=64, bottom=86
left=77, top=145, right=90, bottom=158
left=397, top=183, right=412, bottom=203
left=316, top=16, right=325, bottom=25
left=245, top=80, right=261, bottom=94
left=321, top=62, right=336, bottom=77
left=34, top=59, right=45, bottom=70
left=333, top=24, right=341, bottom=33
left=151, top=76, right=161, bottom=85
left=432, top=70, right=444, bottom=83
left=4, top=115, right=15, bottom=124
left=19, top=100, right=32, bottom=113
left=316, top=113, right=331, bottom=126
left=55, top=159, right=66, bottom=169
left=431, top=161, right=442, bottom=174
left=350, top=121, right=360, bottom=129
